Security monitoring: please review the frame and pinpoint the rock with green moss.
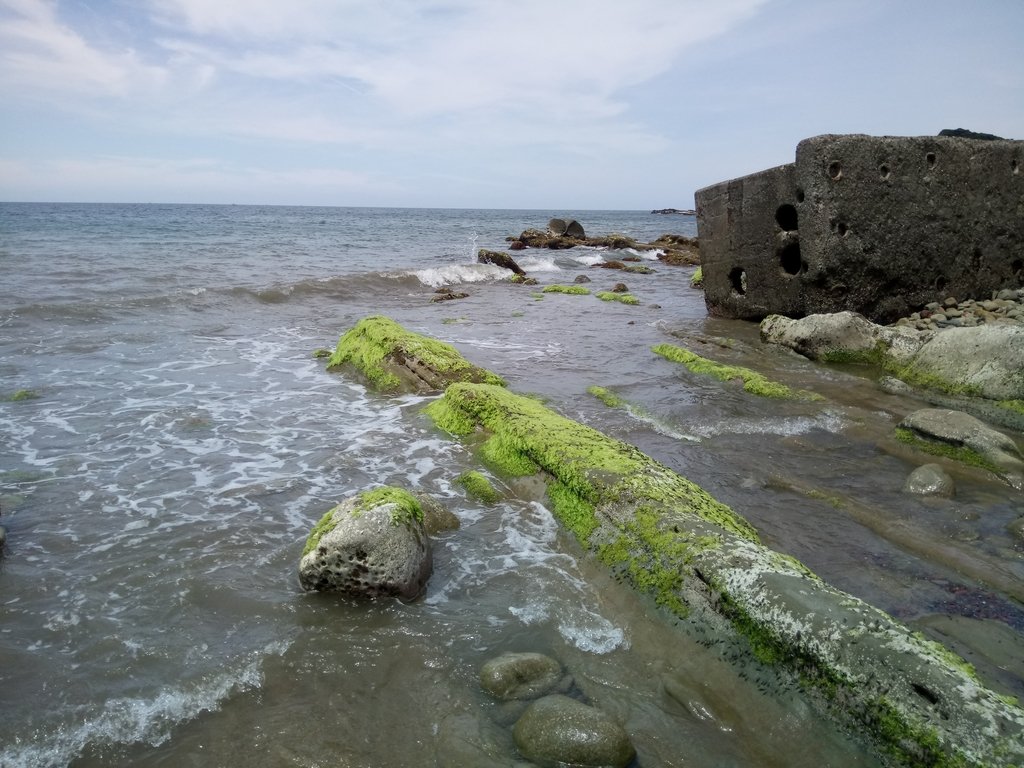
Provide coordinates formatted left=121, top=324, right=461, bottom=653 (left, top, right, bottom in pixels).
left=4, top=389, right=40, bottom=402
left=652, top=343, right=820, bottom=400
left=298, top=487, right=432, bottom=600
left=596, top=292, right=639, bottom=305
left=541, top=284, right=591, bottom=296
left=761, top=312, right=1024, bottom=401
left=326, top=315, right=505, bottom=393
left=426, top=382, right=1024, bottom=767
left=456, top=470, right=501, bottom=504
left=897, top=409, right=1023, bottom=490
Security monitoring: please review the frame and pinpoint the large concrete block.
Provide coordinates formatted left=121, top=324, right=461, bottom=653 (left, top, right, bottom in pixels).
left=696, top=134, right=1024, bottom=322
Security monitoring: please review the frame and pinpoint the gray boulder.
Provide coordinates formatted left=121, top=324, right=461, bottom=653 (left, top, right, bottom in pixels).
left=903, top=463, right=955, bottom=497
left=761, top=312, right=1024, bottom=401
left=899, top=409, right=1024, bottom=490
left=298, top=487, right=432, bottom=599
left=480, top=652, right=566, bottom=701
left=513, top=694, right=635, bottom=768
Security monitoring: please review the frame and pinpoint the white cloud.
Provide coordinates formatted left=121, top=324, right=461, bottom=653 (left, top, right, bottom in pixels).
left=0, top=0, right=166, bottom=98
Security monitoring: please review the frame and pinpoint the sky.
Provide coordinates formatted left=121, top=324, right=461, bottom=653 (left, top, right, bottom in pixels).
left=1, top=0, right=1022, bottom=209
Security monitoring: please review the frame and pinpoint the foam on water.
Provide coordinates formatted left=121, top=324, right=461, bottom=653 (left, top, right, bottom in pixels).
left=0, top=641, right=289, bottom=768
left=401, top=262, right=511, bottom=288
left=516, top=255, right=563, bottom=272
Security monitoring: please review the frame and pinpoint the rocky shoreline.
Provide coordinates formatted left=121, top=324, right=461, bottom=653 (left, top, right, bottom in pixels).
left=894, top=288, right=1024, bottom=331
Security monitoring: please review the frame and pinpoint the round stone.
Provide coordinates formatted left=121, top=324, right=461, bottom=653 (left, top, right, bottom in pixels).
left=480, top=652, right=564, bottom=701
left=903, top=463, right=955, bottom=497
left=513, top=695, right=635, bottom=768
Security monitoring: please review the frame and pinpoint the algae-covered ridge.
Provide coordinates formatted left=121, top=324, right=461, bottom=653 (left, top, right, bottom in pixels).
left=456, top=470, right=501, bottom=504
left=653, top=342, right=821, bottom=400
left=327, top=315, right=505, bottom=392
left=596, top=291, right=640, bottom=305
left=424, top=382, right=1024, bottom=767
left=894, top=426, right=1005, bottom=476
left=301, top=486, right=423, bottom=557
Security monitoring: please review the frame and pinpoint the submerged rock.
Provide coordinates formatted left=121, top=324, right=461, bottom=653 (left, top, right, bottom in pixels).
left=897, top=409, right=1024, bottom=490
left=480, top=652, right=566, bottom=701
left=298, top=487, right=432, bottom=600
left=513, top=694, right=634, bottom=768
left=903, top=463, right=955, bottom=497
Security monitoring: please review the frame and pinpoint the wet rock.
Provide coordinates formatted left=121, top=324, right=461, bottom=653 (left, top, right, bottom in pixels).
left=513, top=695, right=635, bottom=768
left=610, top=282, right=629, bottom=293
left=298, top=487, right=432, bottom=600
left=0, top=524, right=7, bottom=549
left=435, top=712, right=520, bottom=768
left=574, top=274, right=592, bottom=283
left=480, top=652, right=565, bottom=701
left=761, top=312, right=1024, bottom=401
left=431, top=291, right=469, bottom=303
left=1008, top=517, right=1024, bottom=542
left=898, top=409, right=1024, bottom=490
left=478, top=249, right=526, bottom=276
left=415, top=493, right=460, bottom=534
left=903, top=463, right=955, bottom=497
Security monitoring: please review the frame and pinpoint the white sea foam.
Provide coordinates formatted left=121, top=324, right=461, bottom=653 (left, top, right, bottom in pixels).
left=570, top=253, right=607, bottom=266
left=623, top=247, right=664, bottom=261
left=690, top=410, right=846, bottom=438
left=516, top=255, right=562, bottom=272
left=0, top=642, right=288, bottom=768
left=402, top=263, right=510, bottom=288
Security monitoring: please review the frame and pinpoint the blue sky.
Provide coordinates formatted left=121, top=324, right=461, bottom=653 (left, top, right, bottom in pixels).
left=1, top=0, right=1022, bottom=208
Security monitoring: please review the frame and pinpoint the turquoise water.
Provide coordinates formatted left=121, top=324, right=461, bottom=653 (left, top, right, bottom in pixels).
left=0, top=203, right=1020, bottom=767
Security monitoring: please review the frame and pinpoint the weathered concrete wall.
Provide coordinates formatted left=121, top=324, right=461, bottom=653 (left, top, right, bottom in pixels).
left=696, top=134, right=1024, bottom=323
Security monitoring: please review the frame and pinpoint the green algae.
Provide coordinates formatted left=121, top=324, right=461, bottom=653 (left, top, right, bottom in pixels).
left=690, top=266, right=703, bottom=288
left=456, top=470, right=501, bottom=504
left=301, top=486, right=423, bottom=557
left=997, top=399, right=1024, bottom=416
left=327, top=315, right=505, bottom=393
left=4, top=389, right=40, bottom=402
left=652, top=343, right=821, bottom=400
left=312, top=348, right=332, bottom=359
left=424, top=383, right=758, bottom=544
left=894, top=427, right=1004, bottom=476
left=542, top=284, right=591, bottom=295
left=587, top=385, right=625, bottom=408
left=531, top=292, right=545, bottom=301
left=596, top=291, right=639, bottom=305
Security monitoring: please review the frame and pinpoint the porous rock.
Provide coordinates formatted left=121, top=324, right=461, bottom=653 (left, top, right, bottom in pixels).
left=903, top=463, right=955, bottom=497
left=513, top=694, right=635, bottom=768
left=480, top=652, right=565, bottom=701
left=298, top=487, right=432, bottom=600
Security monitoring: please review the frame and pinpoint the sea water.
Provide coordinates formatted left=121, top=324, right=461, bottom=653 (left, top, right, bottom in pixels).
left=1, top=203, right=1021, bottom=767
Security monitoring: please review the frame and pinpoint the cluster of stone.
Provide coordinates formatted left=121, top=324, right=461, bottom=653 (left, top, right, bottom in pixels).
left=895, top=288, right=1024, bottom=331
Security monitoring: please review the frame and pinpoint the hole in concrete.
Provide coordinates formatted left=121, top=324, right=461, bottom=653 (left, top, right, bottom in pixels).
left=1013, top=259, right=1023, bottom=284
left=911, top=682, right=941, bottom=707
left=795, top=188, right=805, bottom=203
left=879, top=163, right=891, bottom=180
left=972, top=247, right=983, bottom=271
left=729, top=267, right=747, bottom=296
left=837, top=222, right=849, bottom=238
left=775, top=203, right=798, bottom=232
left=779, top=241, right=803, bottom=276
left=827, top=161, right=842, bottom=180
left=1013, top=158, right=1020, bottom=175
left=935, top=275, right=947, bottom=292
left=926, top=152, right=937, bottom=169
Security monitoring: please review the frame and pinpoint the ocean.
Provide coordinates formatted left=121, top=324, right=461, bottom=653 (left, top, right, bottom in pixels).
left=1, top=203, right=1021, bottom=767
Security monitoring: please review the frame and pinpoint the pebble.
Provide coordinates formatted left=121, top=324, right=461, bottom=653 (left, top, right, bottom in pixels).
left=892, top=287, right=1024, bottom=332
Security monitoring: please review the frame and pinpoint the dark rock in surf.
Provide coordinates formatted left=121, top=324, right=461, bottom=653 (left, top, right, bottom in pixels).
left=611, top=282, right=629, bottom=293
left=478, top=248, right=526, bottom=276
left=903, top=463, right=955, bottom=497
left=513, top=694, right=635, bottom=768
left=431, top=291, right=469, bottom=303
left=574, top=274, right=591, bottom=284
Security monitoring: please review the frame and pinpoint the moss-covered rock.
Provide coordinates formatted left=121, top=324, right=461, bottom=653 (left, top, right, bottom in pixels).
left=425, top=383, right=1024, bottom=767
left=596, top=292, right=639, bottom=305
left=652, top=343, right=821, bottom=400
left=456, top=470, right=501, bottom=504
left=541, top=284, right=591, bottom=296
left=690, top=266, right=703, bottom=288
left=4, top=389, right=40, bottom=402
left=327, top=315, right=505, bottom=393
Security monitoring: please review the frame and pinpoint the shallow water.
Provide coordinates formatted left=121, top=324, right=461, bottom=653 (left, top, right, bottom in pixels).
left=1, top=204, right=1021, bottom=767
